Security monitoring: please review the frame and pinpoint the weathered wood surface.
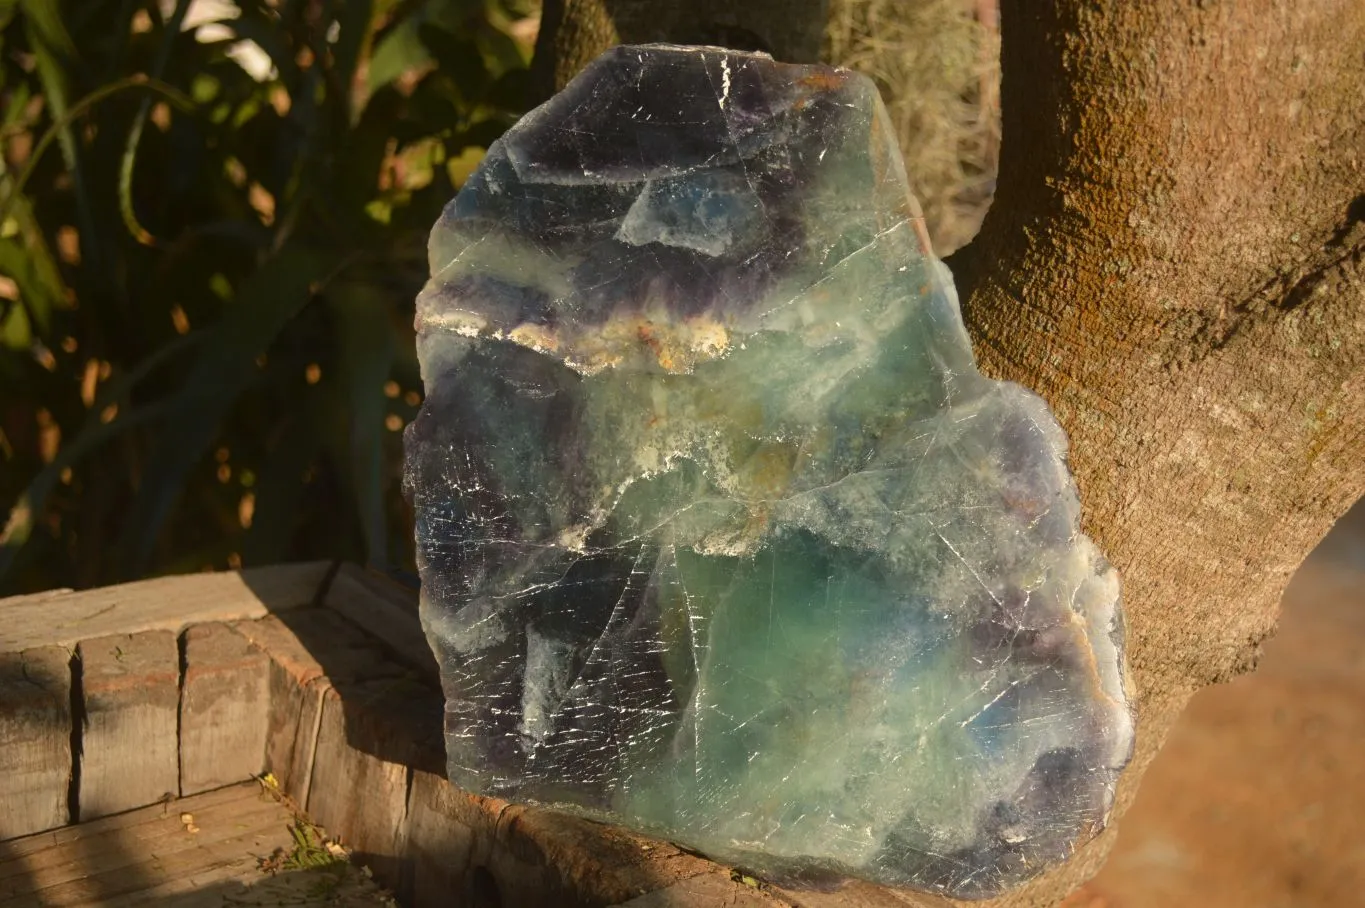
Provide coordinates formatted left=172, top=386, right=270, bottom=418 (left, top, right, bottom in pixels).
left=179, top=623, right=270, bottom=796
left=0, top=562, right=329, bottom=653
left=76, top=631, right=180, bottom=821
left=229, top=604, right=439, bottom=809
left=0, top=781, right=395, bottom=907
left=324, top=564, right=438, bottom=681
left=0, top=647, right=71, bottom=839
left=224, top=613, right=329, bottom=806
left=307, top=684, right=413, bottom=888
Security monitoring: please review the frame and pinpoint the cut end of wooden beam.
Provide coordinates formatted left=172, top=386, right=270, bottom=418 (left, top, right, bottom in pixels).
left=179, top=623, right=271, bottom=797
left=0, top=646, right=73, bottom=839
left=76, top=631, right=180, bottom=821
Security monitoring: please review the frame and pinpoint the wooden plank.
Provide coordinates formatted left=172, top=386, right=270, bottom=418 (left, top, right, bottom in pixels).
left=179, top=623, right=270, bottom=796
left=492, top=802, right=720, bottom=908
left=305, top=679, right=451, bottom=901
left=323, top=563, right=438, bottom=682
left=231, top=607, right=429, bottom=806
left=0, top=790, right=283, bottom=897
left=398, top=771, right=570, bottom=908
left=0, top=647, right=71, bottom=839
left=76, top=631, right=180, bottom=820
left=227, top=613, right=328, bottom=801
left=8, top=565, right=800, bottom=908
left=230, top=611, right=348, bottom=805
left=398, top=769, right=480, bottom=906
left=304, top=686, right=412, bottom=888
left=235, top=600, right=445, bottom=891
left=94, top=864, right=397, bottom=908
left=233, top=583, right=716, bottom=908
left=231, top=608, right=409, bottom=694
left=0, top=783, right=261, bottom=861
left=279, top=677, right=329, bottom=808
left=0, top=588, right=71, bottom=608
left=0, top=562, right=330, bottom=653
left=767, top=880, right=946, bottom=908
left=0, top=781, right=394, bottom=908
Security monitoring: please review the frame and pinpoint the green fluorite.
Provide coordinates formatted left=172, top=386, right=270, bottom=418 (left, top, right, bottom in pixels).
left=405, top=44, right=1133, bottom=898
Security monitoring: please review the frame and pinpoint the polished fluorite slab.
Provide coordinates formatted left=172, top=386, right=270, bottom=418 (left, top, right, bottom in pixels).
left=404, top=44, right=1133, bottom=899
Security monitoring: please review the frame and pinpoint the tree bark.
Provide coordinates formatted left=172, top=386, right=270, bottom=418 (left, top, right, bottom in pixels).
left=943, top=0, right=1365, bottom=900
left=532, top=2, right=1365, bottom=904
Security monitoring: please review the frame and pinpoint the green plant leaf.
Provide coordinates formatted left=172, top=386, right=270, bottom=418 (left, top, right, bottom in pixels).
left=16, top=0, right=74, bottom=58
left=241, top=411, right=321, bottom=565
left=366, top=16, right=430, bottom=94
left=0, top=76, right=196, bottom=238
left=0, top=331, right=206, bottom=581
left=331, top=0, right=374, bottom=109
left=0, top=0, right=19, bottom=33
left=20, top=0, right=100, bottom=270
left=119, top=0, right=193, bottom=244
left=327, top=280, right=394, bottom=569
left=365, top=0, right=485, bottom=92
left=0, top=0, right=526, bottom=592
left=118, top=246, right=340, bottom=575
left=1, top=82, right=32, bottom=129
left=0, top=404, right=171, bottom=561
left=0, top=220, right=66, bottom=338
left=476, top=20, right=527, bottom=75
left=418, top=24, right=490, bottom=103
left=0, top=294, right=30, bottom=349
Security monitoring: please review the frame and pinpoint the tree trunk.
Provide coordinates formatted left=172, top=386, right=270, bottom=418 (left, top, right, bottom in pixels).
left=944, top=0, right=1365, bottom=900
left=533, top=1, right=1365, bottom=904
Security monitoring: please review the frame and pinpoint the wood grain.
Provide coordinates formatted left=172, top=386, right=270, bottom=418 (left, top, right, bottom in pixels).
left=76, top=631, right=180, bottom=820
left=179, top=623, right=270, bottom=796
left=0, top=781, right=394, bottom=907
left=0, top=647, right=71, bottom=839
left=323, top=564, right=436, bottom=682
left=306, top=685, right=411, bottom=887
left=231, top=607, right=437, bottom=806
left=0, top=562, right=329, bottom=653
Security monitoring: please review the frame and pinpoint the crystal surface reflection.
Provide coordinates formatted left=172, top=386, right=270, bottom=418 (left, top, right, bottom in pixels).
left=404, top=44, right=1133, bottom=899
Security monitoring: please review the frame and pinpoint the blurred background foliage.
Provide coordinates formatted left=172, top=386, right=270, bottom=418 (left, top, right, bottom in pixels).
left=0, top=0, right=538, bottom=592
left=0, top=0, right=997, bottom=595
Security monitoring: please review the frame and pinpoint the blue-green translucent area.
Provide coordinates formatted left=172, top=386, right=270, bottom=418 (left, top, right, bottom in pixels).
left=405, top=44, right=1134, bottom=899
